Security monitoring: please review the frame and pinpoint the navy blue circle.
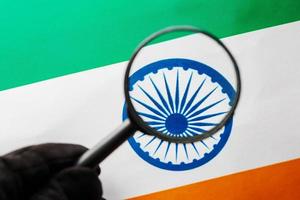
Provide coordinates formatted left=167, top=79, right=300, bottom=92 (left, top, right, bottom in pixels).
left=122, top=58, right=234, bottom=171
left=165, top=114, right=188, bottom=135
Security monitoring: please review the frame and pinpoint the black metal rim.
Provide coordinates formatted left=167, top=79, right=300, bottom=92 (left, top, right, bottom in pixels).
left=124, top=26, right=241, bottom=143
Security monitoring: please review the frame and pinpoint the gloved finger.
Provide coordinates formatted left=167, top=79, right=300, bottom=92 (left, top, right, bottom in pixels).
left=30, top=167, right=103, bottom=200
left=0, top=143, right=92, bottom=197
left=4, top=143, right=87, bottom=169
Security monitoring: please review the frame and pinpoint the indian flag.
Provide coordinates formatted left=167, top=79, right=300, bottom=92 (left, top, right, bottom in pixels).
left=1, top=1, right=300, bottom=199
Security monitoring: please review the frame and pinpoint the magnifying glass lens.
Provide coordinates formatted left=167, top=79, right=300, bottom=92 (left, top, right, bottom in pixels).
left=125, top=28, right=240, bottom=143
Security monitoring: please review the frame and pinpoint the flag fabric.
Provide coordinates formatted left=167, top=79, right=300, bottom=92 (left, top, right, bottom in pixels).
left=0, top=1, right=300, bottom=199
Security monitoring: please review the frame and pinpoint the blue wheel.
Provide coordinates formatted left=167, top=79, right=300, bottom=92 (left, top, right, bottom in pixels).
left=122, top=58, right=235, bottom=171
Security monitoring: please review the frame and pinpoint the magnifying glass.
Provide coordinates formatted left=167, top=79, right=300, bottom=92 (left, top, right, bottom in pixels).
left=77, top=26, right=241, bottom=168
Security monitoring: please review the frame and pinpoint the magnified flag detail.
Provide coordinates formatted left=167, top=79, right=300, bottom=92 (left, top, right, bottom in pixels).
left=123, top=58, right=235, bottom=171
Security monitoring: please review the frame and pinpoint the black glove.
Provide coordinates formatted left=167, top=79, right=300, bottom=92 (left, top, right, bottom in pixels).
left=0, top=143, right=103, bottom=200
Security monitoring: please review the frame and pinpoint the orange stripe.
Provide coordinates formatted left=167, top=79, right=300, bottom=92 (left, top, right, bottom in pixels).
left=130, top=158, right=300, bottom=200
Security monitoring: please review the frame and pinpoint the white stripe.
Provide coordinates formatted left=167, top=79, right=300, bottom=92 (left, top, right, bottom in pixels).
left=0, top=21, right=300, bottom=199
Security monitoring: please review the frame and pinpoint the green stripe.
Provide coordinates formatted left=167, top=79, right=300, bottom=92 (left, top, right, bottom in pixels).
left=1, top=0, right=299, bottom=91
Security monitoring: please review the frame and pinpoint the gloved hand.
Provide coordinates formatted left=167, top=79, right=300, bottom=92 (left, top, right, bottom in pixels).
left=0, top=143, right=103, bottom=200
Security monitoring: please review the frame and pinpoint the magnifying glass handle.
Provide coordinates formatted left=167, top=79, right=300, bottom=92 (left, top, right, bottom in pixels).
left=76, top=119, right=136, bottom=168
